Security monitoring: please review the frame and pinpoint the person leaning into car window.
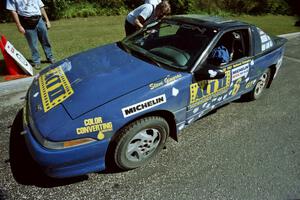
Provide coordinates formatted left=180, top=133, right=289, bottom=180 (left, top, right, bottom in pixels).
left=125, top=0, right=171, bottom=36
left=6, top=0, right=55, bottom=70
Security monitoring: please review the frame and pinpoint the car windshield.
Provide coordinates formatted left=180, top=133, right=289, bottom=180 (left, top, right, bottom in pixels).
left=121, top=19, right=216, bottom=70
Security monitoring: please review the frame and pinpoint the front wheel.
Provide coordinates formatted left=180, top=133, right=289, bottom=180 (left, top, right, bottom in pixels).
left=244, top=68, right=271, bottom=101
left=112, top=116, right=169, bottom=170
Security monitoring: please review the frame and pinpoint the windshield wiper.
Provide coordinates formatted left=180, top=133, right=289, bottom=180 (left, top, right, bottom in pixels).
left=143, top=52, right=163, bottom=68
left=117, top=41, right=131, bottom=54
left=126, top=45, right=162, bottom=68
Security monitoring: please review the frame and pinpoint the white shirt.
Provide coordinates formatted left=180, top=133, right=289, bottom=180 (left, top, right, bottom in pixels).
left=126, top=4, right=154, bottom=25
left=144, top=0, right=161, bottom=6
left=6, top=0, right=44, bottom=17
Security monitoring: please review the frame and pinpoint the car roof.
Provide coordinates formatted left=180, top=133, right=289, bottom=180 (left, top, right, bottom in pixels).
left=167, top=14, right=250, bottom=30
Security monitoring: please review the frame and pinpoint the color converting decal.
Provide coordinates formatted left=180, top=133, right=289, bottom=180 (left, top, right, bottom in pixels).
left=76, top=117, right=113, bottom=140
left=122, top=94, right=167, bottom=118
left=39, top=66, right=74, bottom=112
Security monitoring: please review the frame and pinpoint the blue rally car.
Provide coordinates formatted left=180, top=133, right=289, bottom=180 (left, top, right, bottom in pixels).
left=22, top=15, right=287, bottom=178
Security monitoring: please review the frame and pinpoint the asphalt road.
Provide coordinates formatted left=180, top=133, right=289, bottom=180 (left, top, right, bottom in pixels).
left=0, top=36, right=300, bottom=200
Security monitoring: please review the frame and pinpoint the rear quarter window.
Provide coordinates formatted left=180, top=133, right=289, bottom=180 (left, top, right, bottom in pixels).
left=256, top=27, right=274, bottom=52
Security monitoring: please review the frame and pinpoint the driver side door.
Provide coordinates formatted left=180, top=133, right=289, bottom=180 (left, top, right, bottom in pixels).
left=185, top=28, right=252, bottom=123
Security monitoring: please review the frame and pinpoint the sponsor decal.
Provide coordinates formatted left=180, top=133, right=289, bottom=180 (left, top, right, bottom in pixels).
left=39, top=66, right=74, bottom=112
left=246, top=80, right=257, bottom=89
left=172, top=87, right=179, bottom=97
left=227, top=59, right=251, bottom=71
left=122, top=94, right=167, bottom=118
left=231, top=78, right=242, bottom=96
left=76, top=117, right=113, bottom=140
left=189, top=59, right=252, bottom=108
left=33, top=92, right=39, bottom=98
left=149, top=74, right=182, bottom=90
left=208, top=70, right=218, bottom=78
left=231, top=63, right=249, bottom=81
left=189, top=70, right=231, bottom=108
left=178, top=124, right=185, bottom=131
left=274, top=55, right=283, bottom=78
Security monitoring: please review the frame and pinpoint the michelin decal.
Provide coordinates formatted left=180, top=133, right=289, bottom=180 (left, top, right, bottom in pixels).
left=122, top=94, right=167, bottom=118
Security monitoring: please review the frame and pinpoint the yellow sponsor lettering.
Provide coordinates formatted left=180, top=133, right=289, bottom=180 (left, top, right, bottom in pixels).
left=149, top=82, right=164, bottom=90
left=242, top=59, right=251, bottom=64
left=84, top=117, right=103, bottom=126
left=149, top=74, right=182, bottom=90
left=76, top=117, right=113, bottom=139
left=164, top=74, right=182, bottom=84
left=189, top=70, right=231, bottom=108
left=232, top=78, right=242, bottom=96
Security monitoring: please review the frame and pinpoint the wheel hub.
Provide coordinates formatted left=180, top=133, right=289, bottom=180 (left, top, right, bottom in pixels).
left=255, top=72, right=268, bottom=96
left=126, top=128, right=161, bottom=162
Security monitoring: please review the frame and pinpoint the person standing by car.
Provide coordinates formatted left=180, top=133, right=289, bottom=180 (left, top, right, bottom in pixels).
left=6, top=0, right=55, bottom=70
left=125, top=0, right=171, bottom=36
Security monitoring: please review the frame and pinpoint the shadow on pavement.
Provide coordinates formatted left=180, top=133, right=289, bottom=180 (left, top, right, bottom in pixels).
left=9, top=109, right=88, bottom=188
left=0, top=187, right=9, bottom=200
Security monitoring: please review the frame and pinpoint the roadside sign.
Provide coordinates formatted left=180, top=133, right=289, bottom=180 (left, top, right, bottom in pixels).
left=4, top=41, right=33, bottom=76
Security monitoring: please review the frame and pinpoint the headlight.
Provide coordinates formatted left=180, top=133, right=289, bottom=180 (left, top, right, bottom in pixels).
left=24, top=91, right=96, bottom=150
left=43, top=138, right=96, bottom=150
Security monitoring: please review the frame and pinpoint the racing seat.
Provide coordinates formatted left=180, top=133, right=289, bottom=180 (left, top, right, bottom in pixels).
left=230, top=32, right=245, bottom=61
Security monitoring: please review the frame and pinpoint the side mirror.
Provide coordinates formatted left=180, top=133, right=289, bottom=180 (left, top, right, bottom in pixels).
left=194, top=66, right=225, bottom=81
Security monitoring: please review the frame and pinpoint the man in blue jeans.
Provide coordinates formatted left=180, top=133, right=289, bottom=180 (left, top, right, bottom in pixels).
left=6, top=0, right=55, bottom=70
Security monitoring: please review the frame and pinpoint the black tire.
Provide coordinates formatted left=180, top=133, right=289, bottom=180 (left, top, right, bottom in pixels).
left=113, top=116, right=169, bottom=170
left=244, top=68, right=271, bottom=101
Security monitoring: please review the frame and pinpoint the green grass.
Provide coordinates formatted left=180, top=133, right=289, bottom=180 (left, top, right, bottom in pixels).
left=0, top=14, right=299, bottom=79
left=0, top=16, right=125, bottom=66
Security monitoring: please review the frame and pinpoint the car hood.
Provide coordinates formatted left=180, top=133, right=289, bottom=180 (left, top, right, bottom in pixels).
left=44, top=43, right=172, bottom=119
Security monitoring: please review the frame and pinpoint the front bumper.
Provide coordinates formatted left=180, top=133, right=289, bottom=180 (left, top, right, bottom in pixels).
left=22, top=106, right=109, bottom=178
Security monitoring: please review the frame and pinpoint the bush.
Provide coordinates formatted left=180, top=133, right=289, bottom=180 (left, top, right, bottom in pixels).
left=61, top=2, right=98, bottom=18
left=124, top=0, right=142, bottom=9
left=0, top=1, right=10, bottom=22
left=43, top=0, right=71, bottom=20
left=90, top=0, right=126, bottom=8
left=44, top=1, right=129, bottom=19
left=267, top=0, right=290, bottom=15
left=187, top=0, right=292, bottom=15
left=169, top=0, right=189, bottom=15
left=26, top=0, right=300, bottom=20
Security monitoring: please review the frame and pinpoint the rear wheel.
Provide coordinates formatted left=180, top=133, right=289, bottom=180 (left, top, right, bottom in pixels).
left=244, top=68, right=271, bottom=101
left=113, top=116, right=169, bottom=170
